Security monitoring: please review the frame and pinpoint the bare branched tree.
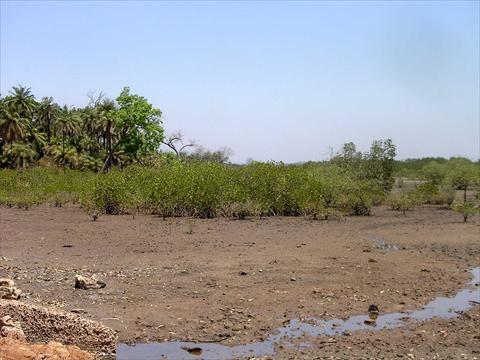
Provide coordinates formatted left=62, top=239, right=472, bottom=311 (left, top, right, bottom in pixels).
left=86, top=91, right=106, bottom=108
left=161, top=131, right=196, bottom=159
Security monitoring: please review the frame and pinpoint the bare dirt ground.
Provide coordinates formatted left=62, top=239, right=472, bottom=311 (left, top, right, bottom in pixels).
left=0, top=205, right=479, bottom=358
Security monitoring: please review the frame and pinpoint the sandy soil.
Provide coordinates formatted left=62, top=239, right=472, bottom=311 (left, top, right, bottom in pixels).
left=0, top=205, right=478, bottom=358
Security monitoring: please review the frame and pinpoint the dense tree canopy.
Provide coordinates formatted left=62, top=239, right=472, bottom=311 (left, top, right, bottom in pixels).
left=0, top=85, right=164, bottom=171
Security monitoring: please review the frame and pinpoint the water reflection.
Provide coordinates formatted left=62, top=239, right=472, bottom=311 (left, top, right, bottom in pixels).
left=118, top=267, right=479, bottom=360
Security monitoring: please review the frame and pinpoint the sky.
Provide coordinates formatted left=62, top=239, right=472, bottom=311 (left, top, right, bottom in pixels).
left=1, top=1, right=478, bottom=163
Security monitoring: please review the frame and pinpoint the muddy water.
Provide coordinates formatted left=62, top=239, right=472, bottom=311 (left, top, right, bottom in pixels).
left=117, top=267, right=480, bottom=360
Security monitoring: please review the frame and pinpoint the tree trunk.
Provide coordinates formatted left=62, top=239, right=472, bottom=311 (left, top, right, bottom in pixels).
left=62, top=130, right=66, bottom=173
left=464, top=187, right=467, bottom=203
left=46, top=115, right=51, bottom=143
left=107, top=120, right=112, bottom=156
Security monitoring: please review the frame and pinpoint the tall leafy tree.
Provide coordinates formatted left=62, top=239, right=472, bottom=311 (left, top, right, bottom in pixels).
left=101, top=87, right=164, bottom=172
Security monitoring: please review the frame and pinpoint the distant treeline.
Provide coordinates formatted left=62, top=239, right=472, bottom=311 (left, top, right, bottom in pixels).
left=393, top=157, right=479, bottom=178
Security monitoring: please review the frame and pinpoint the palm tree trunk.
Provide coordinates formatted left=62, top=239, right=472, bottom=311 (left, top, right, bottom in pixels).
left=62, top=129, right=66, bottom=173
left=47, top=114, right=51, bottom=143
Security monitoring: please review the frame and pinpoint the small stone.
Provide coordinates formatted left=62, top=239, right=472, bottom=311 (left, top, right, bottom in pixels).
left=368, top=304, right=379, bottom=315
left=290, top=277, right=297, bottom=282
left=182, top=347, right=203, bottom=355
left=74, top=275, right=106, bottom=290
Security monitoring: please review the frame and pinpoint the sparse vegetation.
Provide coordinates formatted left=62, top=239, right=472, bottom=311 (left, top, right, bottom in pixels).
left=387, top=192, right=420, bottom=215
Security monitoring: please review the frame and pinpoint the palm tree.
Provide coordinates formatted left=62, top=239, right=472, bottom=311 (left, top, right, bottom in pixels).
left=55, top=108, right=79, bottom=171
left=26, top=123, right=46, bottom=156
left=98, top=99, right=116, bottom=156
left=5, top=85, right=37, bottom=119
left=46, top=144, right=78, bottom=169
left=2, top=142, right=36, bottom=169
left=37, top=97, right=59, bottom=143
left=0, top=106, right=28, bottom=145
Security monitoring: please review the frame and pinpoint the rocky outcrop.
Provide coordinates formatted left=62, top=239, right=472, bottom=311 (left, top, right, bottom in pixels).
left=0, top=315, right=26, bottom=341
left=0, top=278, right=21, bottom=300
left=0, top=299, right=116, bottom=355
left=0, top=311, right=94, bottom=359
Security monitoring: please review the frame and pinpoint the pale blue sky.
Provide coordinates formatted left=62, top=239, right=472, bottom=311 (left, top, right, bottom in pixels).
left=1, top=1, right=478, bottom=163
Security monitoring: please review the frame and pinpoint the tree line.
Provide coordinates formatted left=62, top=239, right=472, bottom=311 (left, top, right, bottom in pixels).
left=0, top=85, right=167, bottom=171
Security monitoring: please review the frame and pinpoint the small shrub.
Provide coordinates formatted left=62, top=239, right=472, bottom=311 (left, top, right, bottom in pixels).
left=452, top=202, right=478, bottom=223
left=90, top=171, right=130, bottom=215
left=387, top=192, right=420, bottom=215
left=414, top=183, right=439, bottom=203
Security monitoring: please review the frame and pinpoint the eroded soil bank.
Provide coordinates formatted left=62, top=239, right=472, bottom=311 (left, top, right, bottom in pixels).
left=0, top=205, right=478, bottom=358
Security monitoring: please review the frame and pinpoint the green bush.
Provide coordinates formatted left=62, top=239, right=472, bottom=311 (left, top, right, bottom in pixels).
left=1, top=162, right=399, bottom=219
left=387, top=192, right=420, bottom=215
left=89, top=171, right=131, bottom=215
left=452, top=202, right=479, bottom=223
left=414, top=182, right=439, bottom=203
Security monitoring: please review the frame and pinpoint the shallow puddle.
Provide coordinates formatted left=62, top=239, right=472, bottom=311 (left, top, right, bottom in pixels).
left=117, top=267, right=479, bottom=360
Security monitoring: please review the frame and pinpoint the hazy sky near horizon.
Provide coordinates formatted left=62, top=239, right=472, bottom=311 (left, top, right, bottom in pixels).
left=1, top=1, right=478, bottom=163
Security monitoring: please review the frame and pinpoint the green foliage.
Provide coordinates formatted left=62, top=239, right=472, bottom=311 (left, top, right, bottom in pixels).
left=332, top=139, right=396, bottom=193
left=452, top=201, right=479, bottom=223
left=343, top=178, right=384, bottom=216
left=414, top=183, right=439, bottom=202
left=422, top=161, right=447, bottom=185
left=387, top=192, right=420, bottom=215
left=299, top=172, right=344, bottom=220
left=395, top=157, right=479, bottom=188
left=0, top=85, right=164, bottom=172
left=89, top=171, right=132, bottom=215
left=0, top=162, right=390, bottom=219
left=0, top=168, right=91, bottom=209
left=446, top=160, right=479, bottom=202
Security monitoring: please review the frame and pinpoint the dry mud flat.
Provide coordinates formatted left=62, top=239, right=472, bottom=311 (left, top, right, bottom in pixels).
left=0, top=205, right=479, bottom=358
